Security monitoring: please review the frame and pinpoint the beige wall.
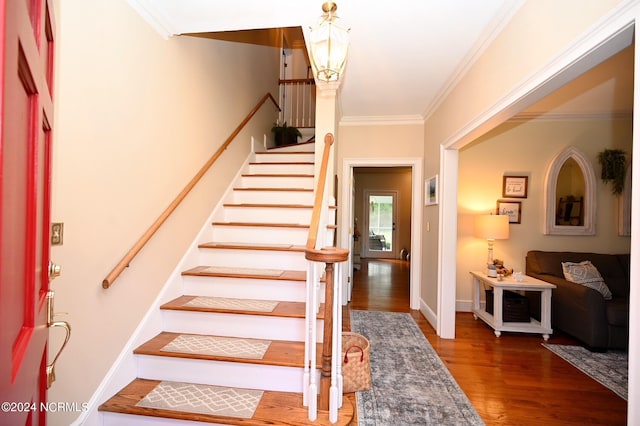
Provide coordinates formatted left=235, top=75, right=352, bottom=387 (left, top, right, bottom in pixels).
left=49, top=1, right=279, bottom=424
left=354, top=168, right=412, bottom=259
left=457, top=118, right=632, bottom=306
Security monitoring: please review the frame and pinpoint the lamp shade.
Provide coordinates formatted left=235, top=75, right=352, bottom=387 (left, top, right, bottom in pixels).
left=309, top=2, right=350, bottom=82
left=474, top=215, right=509, bottom=240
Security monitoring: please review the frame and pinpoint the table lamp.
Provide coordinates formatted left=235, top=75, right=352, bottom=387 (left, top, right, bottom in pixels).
left=474, top=214, right=509, bottom=270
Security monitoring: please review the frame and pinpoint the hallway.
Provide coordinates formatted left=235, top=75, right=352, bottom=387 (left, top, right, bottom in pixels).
left=348, top=258, right=411, bottom=312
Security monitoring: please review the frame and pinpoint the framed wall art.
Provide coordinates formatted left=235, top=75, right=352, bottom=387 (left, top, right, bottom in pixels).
left=497, top=200, right=521, bottom=224
left=425, top=175, right=438, bottom=206
left=502, top=175, right=528, bottom=198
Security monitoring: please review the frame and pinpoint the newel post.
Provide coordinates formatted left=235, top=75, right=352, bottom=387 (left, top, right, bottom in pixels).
left=305, top=247, right=349, bottom=411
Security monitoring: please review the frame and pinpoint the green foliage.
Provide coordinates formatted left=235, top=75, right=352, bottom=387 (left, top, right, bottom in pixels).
left=597, top=149, right=627, bottom=195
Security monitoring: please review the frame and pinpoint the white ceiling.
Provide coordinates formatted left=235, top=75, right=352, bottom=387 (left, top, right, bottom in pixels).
left=128, top=0, right=633, bottom=123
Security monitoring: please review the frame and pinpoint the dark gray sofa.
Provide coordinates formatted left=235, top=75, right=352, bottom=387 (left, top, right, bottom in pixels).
left=525, top=250, right=630, bottom=351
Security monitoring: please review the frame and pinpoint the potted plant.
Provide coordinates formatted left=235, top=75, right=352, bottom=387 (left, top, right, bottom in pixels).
left=271, top=122, right=302, bottom=147
left=597, top=149, right=627, bottom=195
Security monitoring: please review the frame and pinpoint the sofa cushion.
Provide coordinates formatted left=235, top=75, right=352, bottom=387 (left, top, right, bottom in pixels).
left=606, top=298, right=629, bottom=327
left=562, top=261, right=613, bottom=300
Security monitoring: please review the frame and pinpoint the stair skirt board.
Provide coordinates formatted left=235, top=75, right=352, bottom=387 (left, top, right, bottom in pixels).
left=135, top=356, right=314, bottom=393
left=161, top=310, right=324, bottom=342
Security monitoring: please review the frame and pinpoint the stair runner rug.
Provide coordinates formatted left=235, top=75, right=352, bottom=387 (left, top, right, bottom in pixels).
left=351, top=310, right=485, bottom=426
left=135, top=381, right=262, bottom=419
left=184, top=296, right=279, bottom=312
left=161, top=334, right=271, bottom=360
left=202, top=266, right=284, bottom=277
left=543, top=343, right=628, bottom=400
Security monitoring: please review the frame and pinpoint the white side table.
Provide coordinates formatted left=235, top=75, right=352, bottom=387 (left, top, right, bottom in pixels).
left=470, top=271, right=556, bottom=340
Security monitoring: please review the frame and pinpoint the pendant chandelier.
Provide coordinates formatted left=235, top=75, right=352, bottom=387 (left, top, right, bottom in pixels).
left=309, top=2, right=350, bottom=82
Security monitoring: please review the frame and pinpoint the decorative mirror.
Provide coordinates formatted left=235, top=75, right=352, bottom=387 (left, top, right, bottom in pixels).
left=544, top=146, right=596, bottom=235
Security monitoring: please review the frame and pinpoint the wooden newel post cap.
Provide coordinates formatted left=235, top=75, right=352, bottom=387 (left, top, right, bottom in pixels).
left=305, top=247, right=349, bottom=263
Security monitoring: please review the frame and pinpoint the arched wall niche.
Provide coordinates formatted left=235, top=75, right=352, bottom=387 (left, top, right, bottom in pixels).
left=544, top=146, right=597, bottom=235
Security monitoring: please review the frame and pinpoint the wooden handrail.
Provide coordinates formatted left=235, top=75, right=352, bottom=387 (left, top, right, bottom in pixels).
left=102, top=92, right=280, bottom=289
left=305, top=133, right=334, bottom=250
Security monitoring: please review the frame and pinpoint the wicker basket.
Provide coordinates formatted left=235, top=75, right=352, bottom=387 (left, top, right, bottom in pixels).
left=485, top=290, right=530, bottom=322
left=342, top=332, right=371, bottom=393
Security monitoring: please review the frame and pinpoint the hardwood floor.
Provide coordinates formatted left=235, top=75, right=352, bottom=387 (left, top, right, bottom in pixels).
left=345, top=258, right=627, bottom=425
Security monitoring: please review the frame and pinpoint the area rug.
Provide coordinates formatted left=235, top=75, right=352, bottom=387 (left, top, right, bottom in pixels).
left=136, top=381, right=263, bottom=419
left=543, top=343, right=628, bottom=400
left=184, top=296, right=278, bottom=312
left=161, top=334, right=271, bottom=359
left=351, top=310, right=484, bottom=425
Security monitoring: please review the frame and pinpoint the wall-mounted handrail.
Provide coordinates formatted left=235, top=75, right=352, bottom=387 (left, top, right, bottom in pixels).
left=102, top=93, right=280, bottom=289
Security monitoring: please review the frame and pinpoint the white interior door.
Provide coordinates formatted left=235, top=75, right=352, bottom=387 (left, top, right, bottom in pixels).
left=363, top=190, right=397, bottom=259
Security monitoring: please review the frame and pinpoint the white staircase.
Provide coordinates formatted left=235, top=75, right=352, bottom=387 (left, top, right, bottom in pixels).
left=98, top=142, right=354, bottom=425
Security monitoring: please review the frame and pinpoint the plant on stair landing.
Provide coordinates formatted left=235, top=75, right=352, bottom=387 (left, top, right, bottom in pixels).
left=271, top=121, right=302, bottom=147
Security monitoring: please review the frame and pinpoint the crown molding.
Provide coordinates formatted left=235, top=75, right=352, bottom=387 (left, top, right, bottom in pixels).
left=340, top=114, right=424, bottom=127
left=509, top=111, right=633, bottom=122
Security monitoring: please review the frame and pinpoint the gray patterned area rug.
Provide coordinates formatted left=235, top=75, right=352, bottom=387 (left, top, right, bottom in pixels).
left=351, top=311, right=484, bottom=425
left=543, top=343, right=628, bottom=400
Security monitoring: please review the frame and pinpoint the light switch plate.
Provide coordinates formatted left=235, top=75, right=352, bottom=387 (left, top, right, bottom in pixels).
left=51, top=223, right=64, bottom=246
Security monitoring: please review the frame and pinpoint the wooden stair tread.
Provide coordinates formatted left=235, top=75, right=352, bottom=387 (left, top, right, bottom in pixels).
left=160, top=296, right=321, bottom=319
left=223, top=203, right=313, bottom=209
left=234, top=187, right=313, bottom=192
left=198, top=242, right=306, bottom=252
left=182, top=265, right=307, bottom=281
left=99, top=378, right=354, bottom=426
left=134, top=332, right=321, bottom=368
left=212, top=221, right=309, bottom=229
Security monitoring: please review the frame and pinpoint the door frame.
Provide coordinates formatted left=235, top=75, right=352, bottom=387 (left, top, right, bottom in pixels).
left=362, top=189, right=398, bottom=259
left=340, top=157, right=422, bottom=309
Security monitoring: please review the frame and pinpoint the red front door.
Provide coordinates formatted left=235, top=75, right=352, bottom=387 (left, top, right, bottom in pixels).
left=0, top=0, right=56, bottom=424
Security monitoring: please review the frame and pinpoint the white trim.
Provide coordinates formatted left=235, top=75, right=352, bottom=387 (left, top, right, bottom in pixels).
left=126, top=0, right=175, bottom=38
left=438, top=147, right=457, bottom=339
left=340, top=158, right=422, bottom=310
left=543, top=146, right=597, bottom=235
left=420, top=298, right=437, bottom=328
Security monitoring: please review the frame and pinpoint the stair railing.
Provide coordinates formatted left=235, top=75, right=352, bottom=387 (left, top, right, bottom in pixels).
left=279, top=78, right=316, bottom=128
left=303, top=133, right=349, bottom=423
left=102, top=93, right=280, bottom=289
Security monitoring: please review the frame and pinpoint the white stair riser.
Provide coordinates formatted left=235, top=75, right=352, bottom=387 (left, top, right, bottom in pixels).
left=218, top=206, right=312, bottom=224
left=103, top=412, right=221, bottom=426
left=212, top=226, right=308, bottom=245
left=232, top=190, right=314, bottom=204
left=162, top=310, right=323, bottom=342
left=248, top=163, right=314, bottom=174
left=182, top=276, right=312, bottom=303
left=255, top=153, right=315, bottom=163
left=136, top=355, right=317, bottom=392
left=239, top=175, right=313, bottom=189
left=198, top=249, right=307, bottom=270
left=271, top=142, right=315, bottom=153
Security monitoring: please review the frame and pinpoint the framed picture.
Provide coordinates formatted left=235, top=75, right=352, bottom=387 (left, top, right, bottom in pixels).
left=502, top=175, right=528, bottom=198
left=425, top=175, right=438, bottom=206
left=497, top=200, right=521, bottom=224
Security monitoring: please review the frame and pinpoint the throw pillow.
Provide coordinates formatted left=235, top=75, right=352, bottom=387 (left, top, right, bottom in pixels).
left=561, top=260, right=613, bottom=300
